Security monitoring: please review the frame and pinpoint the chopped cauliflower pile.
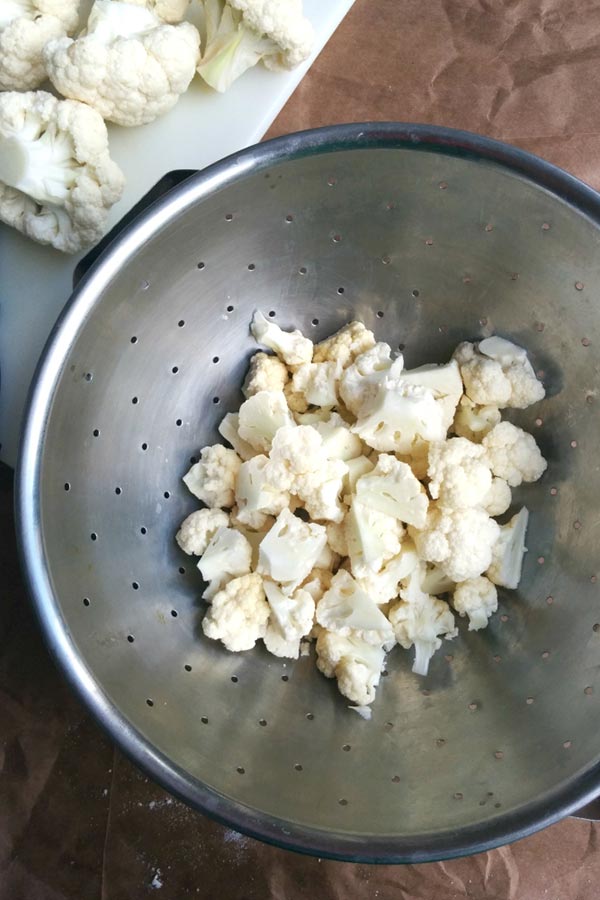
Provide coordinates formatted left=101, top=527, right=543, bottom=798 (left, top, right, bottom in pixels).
left=176, top=313, right=547, bottom=714
left=0, top=0, right=314, bottom=252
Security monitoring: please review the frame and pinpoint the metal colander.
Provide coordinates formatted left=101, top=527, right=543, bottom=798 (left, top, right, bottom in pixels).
left=17, top=124, right=600, bottom=863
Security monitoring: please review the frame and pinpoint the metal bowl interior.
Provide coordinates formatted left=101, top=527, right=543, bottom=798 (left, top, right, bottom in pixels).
left=17, top=124, right=600, bottom=863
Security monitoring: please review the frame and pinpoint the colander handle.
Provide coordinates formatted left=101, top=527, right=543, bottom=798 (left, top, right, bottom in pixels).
left=72, top=169, right=197, bottom=288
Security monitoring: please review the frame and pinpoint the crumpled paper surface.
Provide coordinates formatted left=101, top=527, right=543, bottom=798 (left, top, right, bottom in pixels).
left=4, top=0, right=600, bottom=895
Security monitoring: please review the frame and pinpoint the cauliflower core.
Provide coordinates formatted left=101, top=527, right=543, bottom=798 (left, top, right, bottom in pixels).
left=177, top=312, right=548, bottom=712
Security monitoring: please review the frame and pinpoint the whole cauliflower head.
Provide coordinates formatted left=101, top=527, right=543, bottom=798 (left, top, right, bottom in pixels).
left=411, top=506, right=500, bottom=583
left=44, top=1, right=200, bottom=127
left=183, top=444, right=241, bottom=508
left=201, top=573, right=269, bottom=651
left=176, top=507, right=229, bottom=555
left=316, top=629, right=386, bottom=706
left=0, top=91, right=125, bottom=253
left=313, top=321, right=376, bottom=367
left=452, top=576, right=498, bottom=631
left=482, top=422, right=547, bottom=487
left=242, top=351, right=289, bottom=398
left=427, top=437, right=492, bottom=510
left=0, top=0, right=79, bottom=91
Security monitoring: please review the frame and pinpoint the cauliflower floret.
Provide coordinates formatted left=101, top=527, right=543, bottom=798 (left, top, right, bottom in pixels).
left=355, top=541, right=419, bottom=605
left=411, top=506, right=500, bottom=583
left=218, top=412, right=256, bottom=461
left=482, top=477, right=511, bottom=516
left=453, top=396, right=501, bottom=443
left=355, top=454, right=428, bottom=528
left=478, top=336, right=545, bottom=409
left=396, top=439, right=430, bottom=481
left=291, top=359, right=341, bottom=408
left=175, top=508, right=229, bottom=555
left=343, top=455, right=375, bottom=498
left=251, top=310, right=313, bottom=367
left=264, top=581, right=314, bottom=643
left=352, top=381, right=446, bottom=454
left=301, top=567, right=333, bottom=603
left=197, top=0, right=314, bottom=93
left=183, top=444, right=241, bottom=508
left=266, top=424, right=325, bottom=490
left=235, top=454, right=290, bottom=525
left=233, top=519, right=272, bottom=568
left=294, top=408, right=333, bottom=426
left=482, top=422, right=547, bottom=487
left=326, top=521, right=348, bottom=556
left=44, top=1, right=200, bottom=128
left=201, top=573, right=269, bottom=651
left=283, top=380, right=308, bottom=413
left=394, top=359, right=463, bottom=431
left=344, top=499, right=404, bottom=576
left=316, top=569, right=395, bottom=647
left=197, top=526, right=252, bottom=599
left=296, top=458, right=348, bottom=523
left=237, top=390, right=294, bottom=453
left=128, top=0, right=191, bottom=23
left=388, top=588, right=457, bottom=676
left=0, top=0, right=79, bottom=91
left=421, top=564, right=455, bottom=596
left=313, top=321, right=376, bottom=367
left=454, top=337, right=545, bottom=409
left=0, top=91, right=125, bottom=253
left=339, top=343, right=403, bottom=416
left=427, top=437, right=492, bottom=510
left=316, top=629, right=386, bottom=706
left=230, top=505, right=272, bottom=531
left=452, top=576, right=498, bottom=631
left=257, top=508, right=327, bottom=594
left=311, top=412, right=363, bottom=461
left=487, top=507, right=529, bottom=589
left=242, top=351, right=289, bottom=398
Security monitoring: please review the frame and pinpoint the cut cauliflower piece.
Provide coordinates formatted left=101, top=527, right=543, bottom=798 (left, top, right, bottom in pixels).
left=128, top=0, right=191, bottom=23
left=343, top=455, right=375, bottom=498
left=235, top=454, right=290, bottom=524
left=283, top=380, right=308, bottom=414
left=264, top=581, right=314, bottom=641
left=266, top=424, right=325, bottom=490
left=427, top=437, right=492, bottom=510
left=233, top=520, right=272, bottom=568
left=315, top=541, right=339, bottom=572
left=301, top=567, right=333, bottom=603
left=312, top=412, right=363, bottom=461
left=251, top=310, right=313, bottom=367
left=313, top=321, right=376, bottom=367
left=237, top=390, right=294, bottom=453
left=344, top=499, right=404, bottom=576
left=294, top=408, right=334, bottom=426
left=355, top=541, right=419, bottom=605
left=453, top=396, right=501, bottom=443
left=454, top=337, right=545, bottom=409
left=396, top=439, right=430, bottom=481
left=452, top=576, right=498, bottom=631
left=291, top=359, right=340, bottom=408
left=44, top=1, right=200, bottom=127
left=257, top=508, right=327, bottom=594
left=478, top=336, right=545, bottom=409
left=421, top=564, right=455, bottom=596
left=326, top=521, right=348, bottom=557
left=218, top=411, right=256, bottom=461
left=389, top=589, right=457, bottom=676
left=183, top=444, right=241, bottom=508
left=296, top=458, right=348, bottom=523
left=453, top=341, right=512, bottom=407
left=352, top=381, right=446, bottom=454
left=0, top=91, right=125, bottom=253
left=242, top=351, right=289, bottom=398
left=197, top=0, right=314, bottom=93
left=482, top=477, right=511, bottom=517
left=201, top=572, right=269, bottom=651
left=0, top=0, right=79, bottom=91
left=395, top=359, right=463, bottom=431
left=339, top=343, right=403, bottom=416
left=316, top=629, right=386, bottom=706
left=487, top=507, right=529, bottom=589
left=411, top=506, right=500, bottom=583
left=197, top=526, right=252, bottom=599
left=316, top=570, right=395, bottom=647
left=175, top=508, right=229, bottom=555
left=355, top=455, right=428, bottom=528
left=482, top=422, right=547, bottom=487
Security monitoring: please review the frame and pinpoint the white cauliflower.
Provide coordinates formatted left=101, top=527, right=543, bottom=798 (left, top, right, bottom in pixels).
left=295, top=457, right=348, bottom=523
left=266, top=424, right=325, bottom=490
left=242, top=351, right=289, bottom=398
left=394, top=359, right=463, bottom=431
left=453, top=396, right=500, bottom=443
left=454, top=337, right=545, bottom=409
left=235, top=454, right=290, bottom=525
left=202, top=572, right=269, bottom=651
left=326, top=521, right=348, bottom=557
left=344, top=499, right=404, bottom=576
left=263, top=581, right=315, bottom=658
left=343, top=455, right=374, bottom=498
left=183, top=444, right=241, bottom=508
left=0, top=0, right=79, bottom=91
left=316, top=569, right=395, bottom=647
left=301, top=567, right=333, bottom=603
left=197, top=0, right=314, bottom=93
left=291, top=359, right=340, bottom=408
left=316, top=629, right=386, bottom=706
left=237, top=390, right=294, bottom=453
left=313, top=321, right=376, bottom=367
left=482, top=422, right=547, bottom=487
left=293, top=408, right=333, bottom=426
left=339, top=343, right=403, bottom=416
left=176, top=508, right=229, bottom=555
left=355, top=454, right=428, bottom=528
left=251, top=310, right=313, bottom=367
left=396, top=439, right=430, bottom=481
left=0, top=91, right=124, bottom=253
left=411, top=506, right=500, bottom=583
left=257, top=508, right=327, bottom=594
left=197, top=526, right=252, bottom=599
left=427, top=437, right=492, bottom=510
left=452, top=576, right=498, bottom=631
left=218, top=411, right=256, bottom=461
left=355, top=541, right=419, bottom=605
left=44, top=1, right=200, bottom=127
left=389, top=586, right=457, bottom=676
left=352, top=381, right=446, bottom=454
left=487, top=507, right=529, bottom=589
left=421, top=564, right=455, bottom=596
left=482, top=477, right=511, bottom=517
left=312, top=412, right=364, bottom=461
left=128, top=0, right=191, bottom=23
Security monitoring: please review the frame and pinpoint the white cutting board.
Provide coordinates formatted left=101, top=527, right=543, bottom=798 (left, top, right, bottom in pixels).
left=0, top=0, right=355, bottom=467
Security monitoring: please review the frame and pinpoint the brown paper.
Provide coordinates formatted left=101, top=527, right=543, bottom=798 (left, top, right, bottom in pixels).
left=4, top=0, right=600, bottom=894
